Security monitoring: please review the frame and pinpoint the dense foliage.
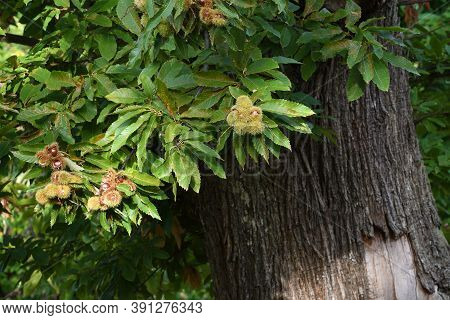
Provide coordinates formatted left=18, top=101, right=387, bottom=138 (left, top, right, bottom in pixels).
left=0, top=0, right=446, bottom=299
left=404, top=2, right=449, bottom=238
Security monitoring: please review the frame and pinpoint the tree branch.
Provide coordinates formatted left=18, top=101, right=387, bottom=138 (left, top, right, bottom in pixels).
left=0, top=33, right=38, bottom=47
left=398, top=0, right=429, bottom=6
left=414, top=112, right=450, bottom=125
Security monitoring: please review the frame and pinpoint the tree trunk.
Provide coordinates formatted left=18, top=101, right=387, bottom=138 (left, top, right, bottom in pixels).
left=184, top=1, right=450, bottom=299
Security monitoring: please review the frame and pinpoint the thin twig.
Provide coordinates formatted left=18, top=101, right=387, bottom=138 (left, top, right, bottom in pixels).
left=398, top=0, right=430, bottom=6
left=0, top=33, right=38, bottom=46
left=414, top=112, right=450, bottom=125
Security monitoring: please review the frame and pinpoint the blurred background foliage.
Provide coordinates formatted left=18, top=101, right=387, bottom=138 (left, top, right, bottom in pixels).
left=0, top=1, right=448, bottom=299
left=403, top=0, right=449, bottom=239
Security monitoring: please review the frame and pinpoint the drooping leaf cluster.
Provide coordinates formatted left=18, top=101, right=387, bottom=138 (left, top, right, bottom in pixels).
left=0, top=0, right=423, bottom=298
left=0, top=0, right=418, bottom=233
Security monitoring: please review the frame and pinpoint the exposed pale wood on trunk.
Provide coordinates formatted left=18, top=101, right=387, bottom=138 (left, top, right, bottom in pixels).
left=364, top=233, right=439, bottom=299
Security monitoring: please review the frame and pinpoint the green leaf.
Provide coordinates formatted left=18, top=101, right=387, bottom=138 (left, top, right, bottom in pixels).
left=253, top=16, right=280, bottom=37
left=190, top=163, right=202, bottom=193
left=97, top=104, right=116, bottom=124
left=110, top=113, right=151, bottom=152
left=144, top=0, right=176, bottom=32
left=94, top=74, right=118, bottom=95
left=46, top=71, right=76, bottom=90
left=95, top=34, right=117, bottom=61
left=64, top=158, right=84, bottom=172
left=272, top=56, right=301, bottom=65
left=105, top=88, right=146, bottom=104
left=89, top=0, right=118, bottom=12
left=139, top=66, right=157, bottom=97
left=194, top=72, right=235, bottom=88
left=99, top=212, right=110, bottom=232
left=170, top=151, right=195, bottom=190
left=347, top=41, right=364, bottom=69
left=17, top=105, right=57, bottom=122
left=137, top=116, right=158, bottom=170
left=87, top=13, right=113, bottom=27
left=217, top=127, right=232, bottom=152
left=146, top=0, right=155, bottom=17
left=116, top=0, right=142, bottom=35
left=362, top=31, right=384, bottom=48
left=301, top=56, right=316, bottom=81
left=189, top=91, right=225, bottom=110
left=11, top=151, right=36, bottom=163
left=155, top=79, right=177, bottom=115
left=54, top=0, right=70, bottom=7
left=346, top=67, right=365, bottom=102
left=85, top=154, right=117, bottom=169
left=232, top=133, right=246, bottom=168
left=345, top=0, right=361, bottom=28
left=164, top=123, right=187, bottom=143
left=229, top=87, right=247, bottom=99
left=158, top=59, right=195, bottom=89
left=77, top=101, right=98, bottom=122
left=186, top=140, right=221, bottom=159
left=55, top=113, right=75, bottom=144
left=264, top=127, right=291, bottom=150
left=117, top=183, right=135, bottom=197
left=359, top=17, right=386, bottom=29
left=246, top=58, right=279, bottom=75
left=252, top=135, right=269, bottom=162
left=382, top=52, right=419, bottom=75
left=372, top=57, right=390, bottom=92
left=321, top=40, right=351, bottom=60
left=297, top=27, right=342, bottom=44
left=198, top=156, right=226, bottom=179
left=105, top=109, right=145, bottom=137
left=280, top=27, right=291, bottom=47
left=30, top=67, right=51, bottom=83
left=23, top=270, right=42, bottom=297
left=124, top=168, right=161, bottom=186
left=303, top=0, right=325, bottom=16
left=259, top=100, right=315, bottom=118
left=358, top=54, right=374, bottom=84
left=19, top=84, right=48, bottom=104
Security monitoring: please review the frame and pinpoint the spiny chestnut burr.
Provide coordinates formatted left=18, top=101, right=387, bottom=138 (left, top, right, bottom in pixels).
left=45, top=143, right=59, bottom=156
left=197, top=0, right=213, bottom=7
left=44, top=183, right=60, bottom=198
left=35, top=143, right=66, bottom=170
left=36, top=183, right=72, bottom=205
left=57, top=185, right=71, bottom=199
left=184, top=0, right=194, bottom=9
left=226, top=95, right=264, bottom=135
left=100, top=190, right=123, bottom=208
left=101, top=182, right=111, bottom=192
left=48, top=146, right=58, bottom=157
left=88, top=169, right=136, bottom=211
left=199, top=7, right=226, bottom=26
left=51, top=158, right=64, bottom=171
left=35, top=189, right=49, bottom=205
left=134, top=0, right=147, bottom=12
left=51, top=171, right=82, bottom=185
left=36, top=151, right=51, bottom=167
left=87, top=196, right=107, bottom=211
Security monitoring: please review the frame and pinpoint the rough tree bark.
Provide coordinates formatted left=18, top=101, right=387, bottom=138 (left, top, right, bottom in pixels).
left=185, top=1, right=450, bottom=299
